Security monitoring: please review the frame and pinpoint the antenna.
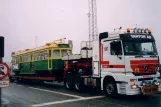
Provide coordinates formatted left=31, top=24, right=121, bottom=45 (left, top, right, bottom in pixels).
left=132, top=24, right=137, bottom=29
left=88, top=0, right=98, bottom=47
left=114, top=27, right=122, bottom=31
left=53, top=38, right=66, bottom=43
left=135, top=24, right=137, bottom=28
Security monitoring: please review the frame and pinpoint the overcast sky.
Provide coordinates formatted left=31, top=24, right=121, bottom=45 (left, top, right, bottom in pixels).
left=0, top=0, right=161, bottom=62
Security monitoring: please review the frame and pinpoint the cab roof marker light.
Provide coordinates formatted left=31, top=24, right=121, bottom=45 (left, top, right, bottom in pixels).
left=141, top=28, right=144, bottom=33
left=148, top=29, right=152, bottom=33
left=144, top=28, right=148, bottom=33
left=127, top=28, right=130, bottom=33
left=132, top=28, right=136, bottom=33
left=137, top=28, right=141, bottom=33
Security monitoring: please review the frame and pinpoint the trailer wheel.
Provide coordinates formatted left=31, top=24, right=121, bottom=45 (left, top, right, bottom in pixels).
left=9, top=77, right=14, bottom=83
left=74, top=76, right=84, bottom=92
left=65, top=75, right=73, bottom=90
left=104, top=79, right=118, bottom=97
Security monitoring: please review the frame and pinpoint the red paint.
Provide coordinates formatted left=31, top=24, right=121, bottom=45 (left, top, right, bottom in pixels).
left=64, top=59, right=92, bottom=78
left=0, top=62, right=9, bottom=80
left=100, top=61, right=109, bottom=64
left=102, top=65, right=125, bottom=68
left=130, top=60, right=159, bottom=64
left=112, top=65, right=125, bottom=68
left=15, top=76, right=56, bottom=81
left=64, top=61, right=68, bottom=71
left=100, top=43, right=125, bottom=68
left=143, top=76, right=151, bottom=78
left=130, top=60, right=159, bottom=74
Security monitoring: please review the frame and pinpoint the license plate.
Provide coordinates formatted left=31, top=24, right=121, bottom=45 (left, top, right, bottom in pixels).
left=141, top=85, right=159, bottom=95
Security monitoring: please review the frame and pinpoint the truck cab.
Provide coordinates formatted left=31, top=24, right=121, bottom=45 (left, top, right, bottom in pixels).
left=97, top=28, right=161, bottom=96
left=62, top=27, right=160, bottom=96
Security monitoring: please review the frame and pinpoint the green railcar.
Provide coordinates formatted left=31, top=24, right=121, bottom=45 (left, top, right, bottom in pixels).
left=11, top=39, right=72, bottom=81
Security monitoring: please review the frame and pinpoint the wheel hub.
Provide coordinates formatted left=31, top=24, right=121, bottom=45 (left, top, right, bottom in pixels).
left=106, top=84, right=114, bottom=94
left=75, top=82, right=80, bottom=90
left=66, top=81, right=70, bottom=88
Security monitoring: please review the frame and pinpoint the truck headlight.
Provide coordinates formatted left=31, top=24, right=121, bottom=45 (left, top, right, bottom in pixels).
left=153, top=80, right=160, bottom=86
left=141, top=81, right=147, bottom=86
left=131, top=84, right=138, bottom=89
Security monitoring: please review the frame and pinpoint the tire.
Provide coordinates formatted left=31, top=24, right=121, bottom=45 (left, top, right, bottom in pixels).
left=65, top=75, right=73, bottom=90
left=103, top=79, right=118, bottom=97
left=74, top=76, right=84, bottom=92
left=9, top=77, right=14, bottom=83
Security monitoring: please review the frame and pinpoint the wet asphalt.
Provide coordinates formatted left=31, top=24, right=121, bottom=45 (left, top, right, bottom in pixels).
left=1, top=81, right=161, bottom=107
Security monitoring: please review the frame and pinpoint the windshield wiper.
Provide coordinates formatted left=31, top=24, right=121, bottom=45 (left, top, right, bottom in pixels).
left=135, top=55, right=143, bottom=58
left=150, top=55, right=157, bottom=58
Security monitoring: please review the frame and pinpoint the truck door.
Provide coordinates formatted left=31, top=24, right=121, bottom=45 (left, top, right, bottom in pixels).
left=101, top=40, right=125, bottom=73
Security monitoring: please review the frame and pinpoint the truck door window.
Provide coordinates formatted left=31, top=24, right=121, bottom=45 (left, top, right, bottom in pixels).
left=110, top=41, right=122, bottom=55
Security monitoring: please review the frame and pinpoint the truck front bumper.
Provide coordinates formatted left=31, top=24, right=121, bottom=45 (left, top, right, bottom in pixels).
left=125, top=83, right=161, bottom=95
left=117, top=74, right=161, bottom=95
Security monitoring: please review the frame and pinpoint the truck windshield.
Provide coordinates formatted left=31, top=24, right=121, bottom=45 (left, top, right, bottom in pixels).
left=123, top=41, right=157, bottom=55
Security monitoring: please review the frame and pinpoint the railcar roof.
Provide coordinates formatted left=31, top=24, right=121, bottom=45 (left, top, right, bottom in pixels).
left=12, top=42, right=70, bottom=56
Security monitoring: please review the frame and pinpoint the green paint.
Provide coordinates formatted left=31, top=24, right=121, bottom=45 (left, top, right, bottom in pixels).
left=34, top=60, right=48, bottom=71
left=21, top=62, right=31, bottom=73
left=49, top=59, right=52, bottom=69
left=13, top=59, right=65, bottom=75
left=52, top=59, right=64, bottom=70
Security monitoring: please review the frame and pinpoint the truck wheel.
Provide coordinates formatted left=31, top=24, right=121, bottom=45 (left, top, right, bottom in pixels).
left=65, top=75, right=73, bottom=90
left=104, top=79, right=118, bottom=97
left=74, top=77, right=84, bottom=92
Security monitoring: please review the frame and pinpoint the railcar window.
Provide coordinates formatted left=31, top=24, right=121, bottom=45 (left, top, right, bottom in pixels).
left=44, top=53, right=48, bottom=59
left=16, top=57, right=19, bottom=63
left=37, top=55, right=39, bottom=61
left=53, top=50, right=60, bottom=57
left=23, top=54, right=30, bottom=62
left=41, top=54, right=44, bottom=60
left=49, top=50, right=51, bottom=57
left=61, top=50, right=71, bottom=57
left=34, top=55, right=36, bottom=61
left=32, top=55, right=34, bottom=61
left=38, top=54, right=40, bottom=60
left=40, top=53, right=44, bottom=60
left=20, top=56, right=23, bottom=62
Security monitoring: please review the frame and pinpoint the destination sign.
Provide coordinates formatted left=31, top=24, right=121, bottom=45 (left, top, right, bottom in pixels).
left=58, top=44, right=70, bottom=48
left=120, top=34, right=154, bottom=41
left=130, top=35, right=152, bottom=39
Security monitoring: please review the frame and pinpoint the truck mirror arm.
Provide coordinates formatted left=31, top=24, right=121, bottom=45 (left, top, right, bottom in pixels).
left=117, top=55, right=122, bottom=60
